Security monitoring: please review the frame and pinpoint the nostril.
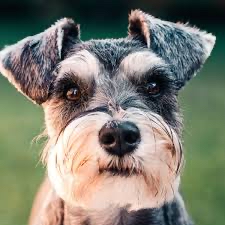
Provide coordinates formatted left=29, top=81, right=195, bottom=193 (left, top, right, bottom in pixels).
left=120, top=121, right=140, bottom=147
left=99, top=124, right=118, bottom=148
left=123, top=131, right=140, bottom=145
left=101, top=133, right=116, bottom=145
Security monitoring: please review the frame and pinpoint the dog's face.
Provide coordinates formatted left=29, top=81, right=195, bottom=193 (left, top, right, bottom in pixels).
left=0, top=10, right=215, bottom=211
left=45, top=41, right=183, bottom=210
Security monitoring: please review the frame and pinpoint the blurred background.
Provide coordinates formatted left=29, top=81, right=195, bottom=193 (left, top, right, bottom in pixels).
left=0, top=0, right=224, bottom=225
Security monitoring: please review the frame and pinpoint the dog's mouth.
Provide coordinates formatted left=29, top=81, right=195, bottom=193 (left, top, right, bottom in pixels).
left=99, top=166, right=140, bottom=177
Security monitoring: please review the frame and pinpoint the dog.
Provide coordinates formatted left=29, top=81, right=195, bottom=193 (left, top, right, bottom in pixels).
left=0, top=9, right=215, bottom=225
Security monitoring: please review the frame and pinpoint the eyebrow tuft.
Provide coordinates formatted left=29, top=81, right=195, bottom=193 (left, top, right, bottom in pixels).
left=129, top=64, right=175, bottom=83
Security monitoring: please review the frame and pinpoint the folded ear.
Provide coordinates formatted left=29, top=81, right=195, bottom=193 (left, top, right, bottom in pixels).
left=0, top=18, right=80, bottom=104
left=128, top=10, right=216, bottom=89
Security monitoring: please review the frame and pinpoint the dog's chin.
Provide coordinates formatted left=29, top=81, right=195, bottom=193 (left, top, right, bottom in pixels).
left=81, top=174, right=164, bottom=211
left=48, top=149, right=180, bottom=211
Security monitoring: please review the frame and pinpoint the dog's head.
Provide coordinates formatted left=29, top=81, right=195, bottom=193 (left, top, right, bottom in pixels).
left=0, top=10, right=215, bottom=210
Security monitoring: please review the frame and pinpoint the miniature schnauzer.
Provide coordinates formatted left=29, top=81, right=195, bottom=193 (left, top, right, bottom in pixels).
left=0, top=10, right=215, bottom=225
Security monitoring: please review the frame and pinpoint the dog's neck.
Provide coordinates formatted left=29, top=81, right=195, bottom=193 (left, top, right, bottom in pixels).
left=64, top=205, right=162, bottom=225
left=35, top=188, right=192, bottom=225
left=63, top=196, right=191, bottom=225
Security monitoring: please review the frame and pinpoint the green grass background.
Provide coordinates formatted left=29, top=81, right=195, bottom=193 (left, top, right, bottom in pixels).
left=0, top=21, right=224, bottom=225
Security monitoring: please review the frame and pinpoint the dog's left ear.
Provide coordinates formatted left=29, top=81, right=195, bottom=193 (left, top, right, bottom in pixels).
left=128, top=10, right=216, bottom=89
left=0, top=18, right=80, bottom=104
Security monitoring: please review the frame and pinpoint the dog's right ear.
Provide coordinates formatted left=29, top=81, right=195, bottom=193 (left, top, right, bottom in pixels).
left=0, top=18, right=80, bottom=104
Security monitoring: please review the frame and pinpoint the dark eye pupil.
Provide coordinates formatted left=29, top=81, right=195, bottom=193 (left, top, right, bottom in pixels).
left=66, top=87, right=81, bottom=100
left=147, top=82, right=160, bottom=95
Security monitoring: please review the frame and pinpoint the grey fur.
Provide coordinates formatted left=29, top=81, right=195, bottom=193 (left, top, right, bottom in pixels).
left=0, top=18, right=80, bottom=104
left=128, top=10, right=215, bottom=88
left=0, top=10, right=215, bottom=104
left=0, top=10, right=216, bottom=225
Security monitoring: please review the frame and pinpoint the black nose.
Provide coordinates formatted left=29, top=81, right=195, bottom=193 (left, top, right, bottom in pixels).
left=99, top=121, right=141, bottom=157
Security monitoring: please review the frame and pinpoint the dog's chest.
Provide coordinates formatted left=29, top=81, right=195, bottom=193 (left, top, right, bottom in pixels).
left=63, top=205, right=168, bottom=225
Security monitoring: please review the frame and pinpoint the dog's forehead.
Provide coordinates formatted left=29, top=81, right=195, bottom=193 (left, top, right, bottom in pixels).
left=57, top=39, right=165, bottom=79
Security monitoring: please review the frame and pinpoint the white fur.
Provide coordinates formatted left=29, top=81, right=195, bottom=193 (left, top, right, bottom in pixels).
left=119, top=51, right=165, bottom=81
left=47, top=108, right=182, bottom=211
left=58, top=50, right=100, bottom=81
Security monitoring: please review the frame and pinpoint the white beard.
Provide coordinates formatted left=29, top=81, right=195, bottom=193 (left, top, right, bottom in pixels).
left=47, top=108, right=182, bottom=211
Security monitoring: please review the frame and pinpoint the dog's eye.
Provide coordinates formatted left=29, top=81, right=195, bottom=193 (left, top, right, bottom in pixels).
left=146, top=82, right=160, bottom=96
left=65, top=87, right=81, bottom=101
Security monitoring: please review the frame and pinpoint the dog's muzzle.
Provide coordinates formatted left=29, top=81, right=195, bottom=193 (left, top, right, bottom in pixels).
left=47, top=110, right=182, bottom=210
left=99, top=120, right=141, bottom=157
